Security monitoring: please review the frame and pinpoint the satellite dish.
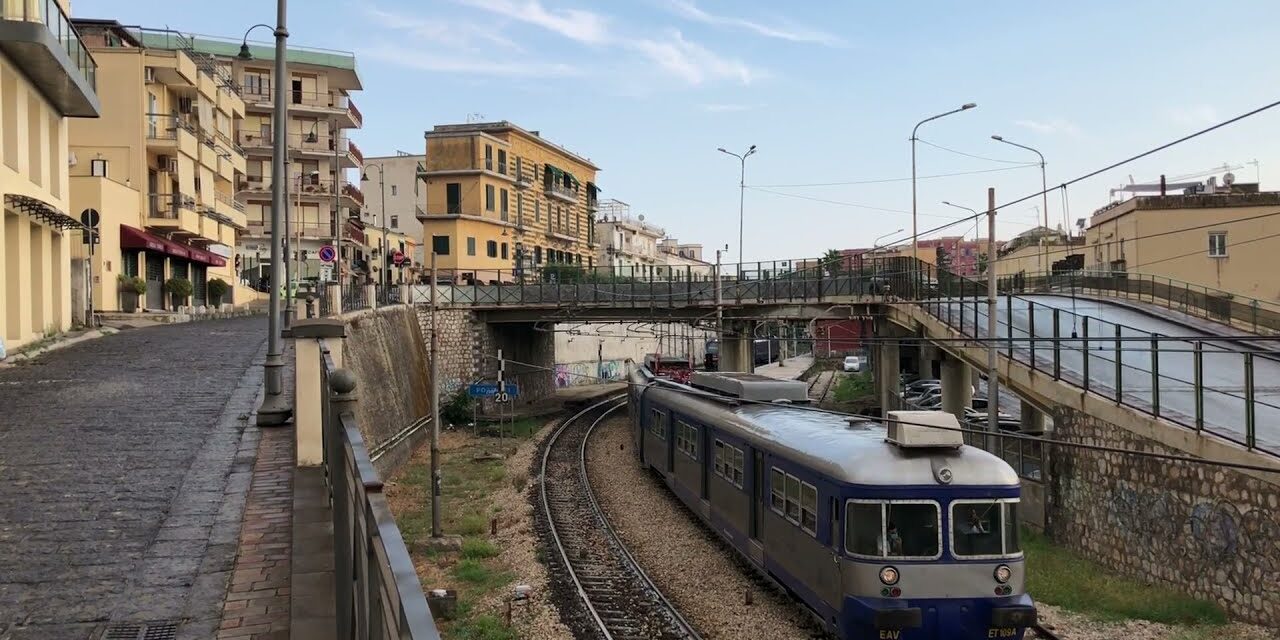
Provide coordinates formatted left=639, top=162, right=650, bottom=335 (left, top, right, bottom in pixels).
left=1223, top=172, right=1236, bottom=186
left=638, top=214, right=645, bottom=221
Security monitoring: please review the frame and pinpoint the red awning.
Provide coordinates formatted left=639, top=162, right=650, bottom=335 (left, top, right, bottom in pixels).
left=120, top=224, right=227, bottom=267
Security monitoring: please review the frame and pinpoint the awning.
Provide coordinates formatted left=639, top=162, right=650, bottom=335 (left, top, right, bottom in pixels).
left=120, top=224, right=227, bottom=267
left=4, top=194, right=84, bottom=230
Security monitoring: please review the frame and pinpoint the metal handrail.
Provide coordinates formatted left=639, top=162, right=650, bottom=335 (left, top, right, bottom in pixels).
left=320, top=347, right=440, bottom=639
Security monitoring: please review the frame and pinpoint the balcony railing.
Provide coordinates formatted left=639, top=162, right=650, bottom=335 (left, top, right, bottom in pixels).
left=0, top=0, right=98, bottom=115
left=148, top=193, right=179, bottom=219
left=347, top=140, right=364, bottom=165
left=342, top=183, right=365, bottom=206
left=545, top=182, right=576, bottom=201
left=346, top=96, right=363, bottom=125
left=215, top=190, right=245, bottom=212
left=144, top=112, right=197, bottom=140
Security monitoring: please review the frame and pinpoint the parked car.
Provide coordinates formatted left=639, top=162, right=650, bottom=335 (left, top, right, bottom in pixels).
left=842, top=355, right=862, bottom=372
left=903, top=378, right=941, bottom=395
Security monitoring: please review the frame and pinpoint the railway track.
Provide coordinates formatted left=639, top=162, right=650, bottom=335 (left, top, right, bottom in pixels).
left=1029, top=623, right=1062, bottom=640
left=539, top=397, right=702, bottom=640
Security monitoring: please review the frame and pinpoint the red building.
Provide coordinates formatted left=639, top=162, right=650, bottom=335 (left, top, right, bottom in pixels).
left=813, top=318, right=868, bottom=357
left=840, top=236, right=989, bottom=276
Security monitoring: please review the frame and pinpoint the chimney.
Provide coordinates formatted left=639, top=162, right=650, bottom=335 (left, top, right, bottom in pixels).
left=1160, top=174, right=1166, bottom=196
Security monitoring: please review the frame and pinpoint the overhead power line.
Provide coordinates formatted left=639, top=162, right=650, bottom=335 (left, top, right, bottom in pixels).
left=748, top=164, right=1038, bottom=189
left=915, top=138, right=1033, bottom=165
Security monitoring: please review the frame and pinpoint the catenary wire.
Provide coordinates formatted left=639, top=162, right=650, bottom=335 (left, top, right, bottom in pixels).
left=748, top=164, right=1038, bottom=189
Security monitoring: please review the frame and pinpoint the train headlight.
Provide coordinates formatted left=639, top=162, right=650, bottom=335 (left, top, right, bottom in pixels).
left=994, top=564, right=1012, bottom=584
left=879, top=566, right=899, bottom=586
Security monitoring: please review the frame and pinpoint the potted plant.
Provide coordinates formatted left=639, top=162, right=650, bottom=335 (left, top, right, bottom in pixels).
left=207, top=278, right=230, bottom=309
left=118, top=274, right=146, bottom=313
left=164, top=277, right=193, bottom=311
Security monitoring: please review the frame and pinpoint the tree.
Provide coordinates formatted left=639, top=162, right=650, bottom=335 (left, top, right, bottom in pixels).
left=821, top=249, right=844, bottom=277
left=977, top=252, right=990, bottom=275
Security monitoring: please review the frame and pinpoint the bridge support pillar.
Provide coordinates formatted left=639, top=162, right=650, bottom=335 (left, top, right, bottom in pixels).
left=1020, top=399, right=1045, bottom=434
left=719, top=322, right=754, bottom=373
left=918, top=344, right=942, bottom=380
left=941, top=356, right=972, bottom=421
left=876, top=338, right=900, bottom=413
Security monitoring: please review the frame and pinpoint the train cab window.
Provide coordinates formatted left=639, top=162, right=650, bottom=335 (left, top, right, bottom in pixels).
left=846, top=500, right=942, bottom=559
left=650, top=410, right=665, bottom=439
left=951, top=500, right=1021, bottom=557
left=770, top=468, right=785, bottom=513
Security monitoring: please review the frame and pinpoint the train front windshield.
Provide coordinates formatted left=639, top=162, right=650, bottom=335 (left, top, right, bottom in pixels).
left=951, top=499, right=1022, bottom=557
left=845, top=500, right=941, bottom=559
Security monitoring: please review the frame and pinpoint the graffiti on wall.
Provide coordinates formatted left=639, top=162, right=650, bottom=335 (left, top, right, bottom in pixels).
left=554, top=360, right=627, bottom=387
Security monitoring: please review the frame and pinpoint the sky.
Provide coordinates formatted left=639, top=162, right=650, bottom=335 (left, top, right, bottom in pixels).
left=76, top=0, right=1280, bottom=263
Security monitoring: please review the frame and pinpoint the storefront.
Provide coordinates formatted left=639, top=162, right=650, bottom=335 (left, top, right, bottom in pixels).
left=119, top=225, right=226, bottom=311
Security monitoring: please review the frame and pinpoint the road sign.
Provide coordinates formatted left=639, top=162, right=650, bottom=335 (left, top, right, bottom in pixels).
left=318, top=245, right=337, bottom=263
left=393, top=250, right=405, bottom=266
left=319, top=265, right=333, bottom=282
left=467, top=381, right=519, bottom=400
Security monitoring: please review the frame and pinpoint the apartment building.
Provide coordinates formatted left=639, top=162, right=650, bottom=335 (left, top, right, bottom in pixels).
left=655, top=237, right=713, bottom=280
left=421, top=121, right=599, bottom=280
left=126, top=32, right=366, bottom=288
left=68, top=21, right=245, bottom=313
left=0, top=0, right=100, bottom=351
left=1085, top=177, right=1280, bottom=300
left=595, top=199, right=665, bottom=278
left=362, top=152, right=426, bottom=268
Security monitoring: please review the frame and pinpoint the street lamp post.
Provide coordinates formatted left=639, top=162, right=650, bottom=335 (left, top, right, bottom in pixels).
left=239, top=8, right=291, bottom=426
left=361, top=164, right=388, bottom=301
left=991, top=134, right=1049, bottom=272
left=717, top=145, right=756, bottom=274
left=911, top=104, right=977, bottom=264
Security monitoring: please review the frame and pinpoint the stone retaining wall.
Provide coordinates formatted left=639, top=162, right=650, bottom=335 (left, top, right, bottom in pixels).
left=1051, top=407, right=1280, bottom=625
left=343, top=306, right=431, bottom=474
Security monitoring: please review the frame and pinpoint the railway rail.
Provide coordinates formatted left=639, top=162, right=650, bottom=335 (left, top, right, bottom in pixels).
left=1029, top=623, right=1062, bottom=639
left=539, top=397, right=702, bottom=640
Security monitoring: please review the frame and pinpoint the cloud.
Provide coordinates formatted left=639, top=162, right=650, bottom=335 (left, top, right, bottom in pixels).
left=700, top=103, right=762, bottom=112
left=359, top=44, right=580, bottom=78
left=664, top=0, right=842, bottom=46
left=1014, top=118, right=1082, bottom=136
left=451, top=0, right=609, bottom=44
left=628, top=30, right=755, bottom=86
left=363, top=5, right=521, bottom=51
left=1168, top=105, right=1220, bottom=127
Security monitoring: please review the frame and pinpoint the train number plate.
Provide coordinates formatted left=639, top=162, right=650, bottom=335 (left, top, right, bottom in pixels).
left=987, top=628, right=1018, bottom=638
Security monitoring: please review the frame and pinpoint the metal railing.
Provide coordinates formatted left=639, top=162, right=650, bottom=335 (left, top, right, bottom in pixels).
left=145, top=113, right=197, bottom=140
left=1, top=0, right=97, bottom=91
left=319, top=347, right=440, bottom=640
left=348, top=140, right=364, bottom=165
left=1000, top=270, right=1280, bottom=336
left=147, top=193, right=195, bottom=218
left=899, top=259, right=1280, bottom=458
left=214, top=190, right=244, bottom=212
left=342, top=285, right=370, bottom=313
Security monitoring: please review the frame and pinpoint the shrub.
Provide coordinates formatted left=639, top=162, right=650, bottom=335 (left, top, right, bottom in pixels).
left=461, top=537, right=500, bottom=560
left=207, top=277, right=230, bottom=300
left=164, top=277, right=193, bottom=297
left=440, top=389, right=474, bottom=426
left=118, top=274, right=147, bottom=294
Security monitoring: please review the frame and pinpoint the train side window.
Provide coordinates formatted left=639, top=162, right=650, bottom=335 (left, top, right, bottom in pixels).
left=770, top=468, right=785, bottom=514
left=784, top=474, right=801, bottom=522
left=676, top=421, right=697, bottom=459
left=731, top=448, right=744, bottom=488
left=845, top=501, right=883, bottom=555
left=650, top=410, right=665, bottom=440
left=799, top=482, right=817, bottom=535
left=713, top=440, right=725, bottom=476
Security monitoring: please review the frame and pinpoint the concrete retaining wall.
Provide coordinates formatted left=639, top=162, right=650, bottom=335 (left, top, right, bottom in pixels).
left=343, top=306, right=431, bottom=475
left=552, top=322, right=713, bottom=388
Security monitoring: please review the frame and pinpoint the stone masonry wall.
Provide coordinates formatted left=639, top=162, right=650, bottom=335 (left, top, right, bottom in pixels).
left=343, top=306, right=432, bottom=475
left=1050, top=407, right=1280, bottom=625
left=413, top=306, right=478, bottom=399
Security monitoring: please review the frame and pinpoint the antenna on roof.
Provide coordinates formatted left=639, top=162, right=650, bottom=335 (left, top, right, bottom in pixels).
left=465, top=112, right=486, bottom=124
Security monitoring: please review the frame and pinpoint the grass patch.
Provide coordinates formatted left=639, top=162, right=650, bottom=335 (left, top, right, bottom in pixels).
left=450, top=614, right=518, bottom=640
left=1022, top=528, right=1227, bottom=625
left=452, top=558, right=512, bottom=591
left=461, top=537, right=500, bottom=560
left=832, top=372, right=874, bottom=403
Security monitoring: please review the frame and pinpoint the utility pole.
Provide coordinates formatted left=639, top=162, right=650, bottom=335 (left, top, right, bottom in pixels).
left=429, top=251, right=441, bottom=537
left=256, top=0, right=291, bottom=426
left=283, top=156, right=293, bottom=329
left=714, top=248, right=723, bottom=370
left=332, top=117, right=342, bottom=303
left=986, top=187, right=1000, bottom=445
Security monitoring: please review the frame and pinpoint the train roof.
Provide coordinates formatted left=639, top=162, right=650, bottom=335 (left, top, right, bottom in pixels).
left=646, top=381, right=1019, bottom=488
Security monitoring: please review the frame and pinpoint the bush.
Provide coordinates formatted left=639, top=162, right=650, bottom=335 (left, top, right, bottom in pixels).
left=117, top=274, right=146, bottom=294
left=207, top=277, right=230, bottom=300
left=164, top=277, right=193, bottom=297
left=440, top=389, right=474, bottom=426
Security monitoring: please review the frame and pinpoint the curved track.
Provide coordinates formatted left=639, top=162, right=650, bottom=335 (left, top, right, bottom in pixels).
left=540, top=397, right=702, bottom=640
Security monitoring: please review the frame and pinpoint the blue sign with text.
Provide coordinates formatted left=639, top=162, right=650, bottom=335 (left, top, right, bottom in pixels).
left=468, top=381, right=519, bottom=399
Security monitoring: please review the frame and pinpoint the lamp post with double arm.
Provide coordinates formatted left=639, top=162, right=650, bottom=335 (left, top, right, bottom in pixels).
left=361, top=164, right=388, bottom=299
left=911, top=104, right=977, bottom=264
left=717, top=145, right=756, bottom=275
left=991, top=134, right=1049, bottom=271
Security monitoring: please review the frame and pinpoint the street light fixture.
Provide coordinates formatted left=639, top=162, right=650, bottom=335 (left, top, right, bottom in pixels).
left=911, top=104, right=977, bottom=264
left=237, top=23, right=273, bottom=60
left=991, top=134, right=1050, bottom=271
left=717, top=144, right=757, bottom=274
left=361, top=164, right=389, bottom=298
left=941, top=201, right=979, bottom=239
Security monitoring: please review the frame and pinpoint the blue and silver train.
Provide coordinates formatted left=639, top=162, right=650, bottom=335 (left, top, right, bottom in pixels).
left=627, top=364, right=1037, bottom=639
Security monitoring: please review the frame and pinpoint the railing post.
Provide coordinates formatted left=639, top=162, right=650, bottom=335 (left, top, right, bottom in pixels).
left=1114, top=323, right=1123, bottom=402
left=1052, top=308, right=1061, bottom=380
left=1193, top=340, right=1204, bottom=431
left=1006, top=294, right=1013, bottom=359
left=1082, top=318, right=1090, bottom=393
left=328, top=368, right=359, bottom=640
left=1028, top=301, right=1036, bottom=370
left=1244, top=352, right=1256, bottom=450
left=1150, top=336, right=1160, bottom=417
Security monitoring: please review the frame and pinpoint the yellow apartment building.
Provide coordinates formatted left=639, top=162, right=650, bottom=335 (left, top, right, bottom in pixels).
left=68, top=20, right=245, bottom=313
left=219, top=36, right=365, bottom=288
left=1085, top=185, right=1280, bottom=301
left=362, top=224, right=418, bottom=285
left=0, top=0, right=100, bottom=352
left=993, top=228, right=1083, bottom=278
left=421, top=121, right=600, bottom=281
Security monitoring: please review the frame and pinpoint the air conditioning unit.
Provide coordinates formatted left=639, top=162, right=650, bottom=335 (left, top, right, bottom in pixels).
left=157, top=155, right=175, bottom=173
left=144, top=67, right=156, bottom=83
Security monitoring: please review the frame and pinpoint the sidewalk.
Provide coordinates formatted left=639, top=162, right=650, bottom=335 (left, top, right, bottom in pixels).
left=753, top=354, right=814, bottom=381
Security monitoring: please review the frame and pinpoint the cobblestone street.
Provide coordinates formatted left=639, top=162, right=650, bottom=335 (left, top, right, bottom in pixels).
left=0, top=317, right=269, bottom=640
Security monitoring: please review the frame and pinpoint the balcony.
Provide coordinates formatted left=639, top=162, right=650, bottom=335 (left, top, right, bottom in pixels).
left=237, top=129, right=272, bottom=153
left=513, top=170, right=533, bottom=189
left=0, top=0, right=99, bottom=116
left=332, top=93, right=362, bottom=129
left=341, top=183, right=365, bottom=206
left=545, top=181, right=577, bottom=204
left=145, top=113, right=199, bottom=158
left=214, top=190, right=246, bottom=227
left=347, top=140, right=364, bottom=166
left=147, top=193, right=201, bottom=236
